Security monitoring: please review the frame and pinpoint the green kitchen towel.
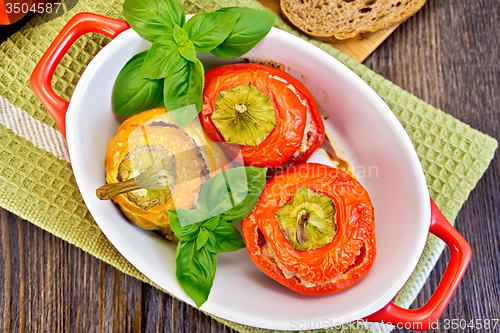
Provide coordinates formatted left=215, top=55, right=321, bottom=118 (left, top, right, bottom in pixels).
left=0, top=0, right=496, bottom=332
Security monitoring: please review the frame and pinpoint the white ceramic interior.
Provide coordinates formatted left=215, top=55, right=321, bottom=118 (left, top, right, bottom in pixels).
left=65, top=24, right=430, bottom=330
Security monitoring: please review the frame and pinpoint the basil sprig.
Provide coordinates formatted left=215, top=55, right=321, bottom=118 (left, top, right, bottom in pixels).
left=168, top=166, right=267, bottom=307
left=115, top=0, right=276, bottom=126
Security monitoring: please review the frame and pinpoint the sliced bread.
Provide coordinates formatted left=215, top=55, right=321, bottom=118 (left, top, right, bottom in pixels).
left=280, top=0, right=426, bottom=42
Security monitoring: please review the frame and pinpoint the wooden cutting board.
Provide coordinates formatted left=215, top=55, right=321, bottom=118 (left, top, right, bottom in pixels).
left=257, top=0, right=400, bottom=63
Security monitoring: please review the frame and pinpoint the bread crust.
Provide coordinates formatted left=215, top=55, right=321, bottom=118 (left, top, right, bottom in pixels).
left=280, top=0, right=426, bottom=42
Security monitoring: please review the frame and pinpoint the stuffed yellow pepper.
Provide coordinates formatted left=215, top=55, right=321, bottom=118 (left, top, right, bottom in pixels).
left=96, top=107, right=232, bottom=241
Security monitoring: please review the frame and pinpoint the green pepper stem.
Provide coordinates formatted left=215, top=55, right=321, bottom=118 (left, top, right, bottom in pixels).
left=296, top=210, right=310, bottom=245
left=96, top=179, right=142, bottom=200
left=96, top=160, right=167, bottom=200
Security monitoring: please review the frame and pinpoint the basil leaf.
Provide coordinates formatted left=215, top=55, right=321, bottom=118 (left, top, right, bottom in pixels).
left=205, top=220, right=245, bottom=254
left=173, top=23, right=189, bottom=45
left=123, top=0, right=185, bottom=43
left=211, top=7, right=276, bottom=59
left=113, top=51, right=164, bottom=115
left=199, top=167, right=267, bottom=221
left=168, top=209, right=208, bottom=241
left=202, top=215, right=220, bottom=231
left=164, top=58, right=205, bottom=128
left=183, top=12, right=240, bottom=53
left=175, top=240, right=217, bottom=308
left=179, top=41, right=197, bottom=62
left=141, top=35, right=187, bottom=80
left=199, top=167, right=245, bottom=217
left=196, top=228, right=210, bottom=251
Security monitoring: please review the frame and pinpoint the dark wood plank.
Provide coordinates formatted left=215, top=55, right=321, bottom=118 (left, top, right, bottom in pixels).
left=0, top=0, right=499, bottom=332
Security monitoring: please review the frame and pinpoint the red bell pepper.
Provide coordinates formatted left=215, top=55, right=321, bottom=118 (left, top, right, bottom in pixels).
left=241, top=163, right=376, bottom=295
left=200, top=63, right=324, bottom=170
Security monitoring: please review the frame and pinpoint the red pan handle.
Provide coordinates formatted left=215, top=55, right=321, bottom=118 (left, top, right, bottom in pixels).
left=364, top=198, right=472, bottom=330
left=30, top=13, right=130, bottom=139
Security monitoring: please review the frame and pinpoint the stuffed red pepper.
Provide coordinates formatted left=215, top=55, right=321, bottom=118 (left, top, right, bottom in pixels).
left=200, top=63, right=324, bottom=172
left=242, top=163, right=376, bottom=295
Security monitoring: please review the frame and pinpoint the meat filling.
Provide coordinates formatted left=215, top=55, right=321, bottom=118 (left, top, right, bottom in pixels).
left=261, top=240, right=351, bottom=288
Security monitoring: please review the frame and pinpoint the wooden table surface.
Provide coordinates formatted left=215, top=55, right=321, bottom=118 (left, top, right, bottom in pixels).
left=0, top=0, right=499, bottom=332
